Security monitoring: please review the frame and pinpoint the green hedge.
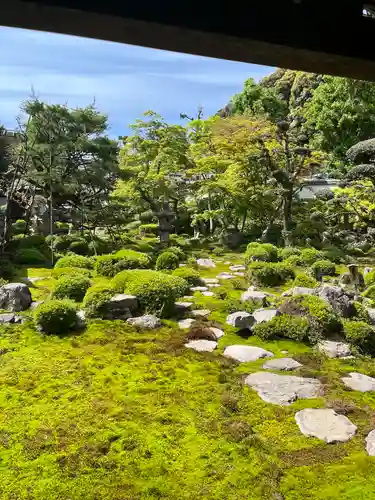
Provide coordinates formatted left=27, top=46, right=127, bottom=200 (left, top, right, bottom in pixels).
left=14, top=248, right=46, bottom=265
left=155, top=251, right=179, bottom=271
left=69, top=239, right=89, bottom=255
left=309, top=259, right=336, bottom=280
left=167, top=246, right=185, bottom=261
left=278, top=247, right=301, bottom=260
left=51, top=267, right=91, bottom=279
left=248, top=261, right=294, bottom=286
left=343, top=320, right=375, bottom=354
left=245, top=242, right=278, bottom=263
left=293, top=273, right=319, bottom=288
left=0, top=259, right=14, bottom=280
left=54, top=254, right=93, bottom=270
left=34, top=299, right=77, bottom=335
left=253, top=315, right=310, bottom=341
left=362, top=284, right=375, bottom=301
left=83, top=285, right=117, bottom=318
left=95, top=250, right=150, bottom=277
left=171, top=267, right=202, bottom=286
left=52, top=275, right=91, bottom=302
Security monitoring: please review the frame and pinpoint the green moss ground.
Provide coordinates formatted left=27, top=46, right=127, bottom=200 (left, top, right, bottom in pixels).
left=1, top=261, right=375, bottom=499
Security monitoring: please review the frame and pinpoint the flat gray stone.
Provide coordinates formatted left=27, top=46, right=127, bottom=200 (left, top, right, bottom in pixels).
left=76, top=310, right=86, bottom=329
left=190, top=286, right=209, bottom=292
left=216, top=272, right=235, bottom=280
left=207, top=283, right=221, bottom=288
left=25, top=277, right=45, bottom=283
left=282, top=287, right=316, bottom=297
left=127, top=315, right=161, bottom=329
left=202, top=278, right=219, bottom=284
left=183, top=296, right=194, bottom=300
left=109, top=294, right=138, bottom=311
left=0, top=313, right=24, bottom=324
left=202, top=291, right=214, bottom=297
left=367, top=308, right=375, bottom=325
left=226, top=311, right=255, bottom=329
left=224, top=345, right=273, bottom=363
left=178, top=318, right=195, bottom=329
left=178, top=263, right=186, bottom=267
left=184, top=339, right=218, bottom=352
left=224, top=261, right=232, bottom=265
left=197, top=258, right=216, bottom=269
left=342, top=372, right=375, bottom=392
left=0, top=283, right=32, bottom=312
left=190, top=309, right=211, bottom=318
left=241, top=290, right=269, bottom=306
left=295, top=409, right=357, bottom=443
left=244, top=372, right=321, bottom=405
left=366, top=430, right=375, bottom=456
left=233, top=272, right=245, bottom=277
left=209, top=327, right=224, bottom=339
left=230, top=265, right=246, bottom=272
left=263, top=358, right=302, bottom=371
left=318, top=340, right=352, bottom=358
left=253, top=308, right=280, bottom=324
left=30, top=301, right=43, bottom=310
left=175, top=302, right=193, bottom=312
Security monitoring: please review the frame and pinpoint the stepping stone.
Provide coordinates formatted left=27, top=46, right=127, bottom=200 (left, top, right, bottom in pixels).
left=234, top=272, right=245, bottom=277
left=175, top=302, right=193, bottom=312
left=263, top=358, right=302, bottom=371
left=230, top=265, right=246, bottom=272
left=366, top=430, right=375, bottom=456
left=295, top=408, right=357, bottom=443
left=109, top=294, right=138, bottom=310
left=244, top=372, right=321, bottom=406
left=318, top=340, right=352, bottom=358
left=25, top=277, right=45, bottom=283
left=202, top=278, right=219, bottom=284
left=197, top=258, right=216, bottom=269
left=183, top=296, right=194, bottom=300
left=190, top=286, right=209, bottom=292
left=253, top=308, right=280, bottom=324
left=224, top=261, right=232, bottom=265
left=282, top=287, right=316, bottom=297
left=241, top=290, right=269, bottom=306
left=127, top=315, right=161, bottom=329
left=184, top=340, right=217, bottom=352
left=0, top=313, right=24, bottom=324
left=202, top=291, right=214, bottom=297
left=190, top=309, right=211, bottom=318
left=224, top=345, right=273, bottom=363
left=281, top=350, right=288, bottom=354
left=226, top=312, right=255, bottom=329
left=217, top=272, right=235, bottom=280
left=178, top=318, right=195, bottom=329
left=179, top=263, right=186, bottom=267
left=209, top=327, right=224, bottom=339
left=341, top=372, right=375, bottom=392
left=207, top=283, right=220, bottom=288
left=30, top=301, right=43, bottom=310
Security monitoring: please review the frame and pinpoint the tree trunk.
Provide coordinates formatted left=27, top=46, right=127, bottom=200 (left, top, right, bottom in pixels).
left=282, top=189, right=293, bottom=247
left=207, top=192, right=214, bottom=235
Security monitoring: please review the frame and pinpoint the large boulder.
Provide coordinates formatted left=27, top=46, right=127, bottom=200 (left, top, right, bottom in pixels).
left=317, top=340, right=352, bottom=358
left=253, top=308, right=280, bottom=324
left=241, top=290, right=269, bottom=306
left=106, top=294, right=138, bottom=320
left=341, top=372, right=375, bottom=392
left=0, top=283, right=32, bottom=312
left=317, top=284, right=356, bottom=317
left=226, top=311, right=255, bottom=329
left=295, top=409, right=357, bottom=443
left=224, top=345, right=273, bottom=363
left=127, top=315, right=162, bottom=329
left=244, top=372, right=322, bottom=405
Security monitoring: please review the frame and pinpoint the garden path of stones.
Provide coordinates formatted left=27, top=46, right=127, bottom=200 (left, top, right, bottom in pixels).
left=183, top=258, right=375, bottom=453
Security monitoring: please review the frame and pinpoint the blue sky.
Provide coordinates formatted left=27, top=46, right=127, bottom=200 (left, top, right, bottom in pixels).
left=0, top=26, right=273, bottom=137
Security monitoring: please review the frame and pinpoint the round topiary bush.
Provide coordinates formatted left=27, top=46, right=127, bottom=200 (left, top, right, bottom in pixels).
left=95, top=250, right=150, bottom=277
left=14, top=248, right=46, bottom=265
left=365, top=269, right=375, bottom=287
left=69, top=239, right=89, bottom=255
left=248, top=262, right=294, bottom=286
left=83, top=285, right=117, bottom=318
left=362, top=284, right=375, bottom=301
left=51, top=267, right=91, bottom=279
left=343, top=320, right=375, bottom=354
left=53, top=235, right=75, bottom=252
left=278, top=247, right=301, bottom=260
left=52, top=275, right=91, bottom=302
left=245, top=242, right=278, bottom=263
left=293, top=273, right=319, bottom=288
left=172, top=267, right=202, bottom=286
left=54, top=254, right=93, bottom=270
left=253, top=315, right=310, bottom=341
left=155, top=251, right=180, bottom=271
left=111, top=269, right=189, bottom=316
left=353, top=301, right=371, bottom=323
left=34, top=299, right=78, bottom=335
left=309, top=259, right=336, bottom=280
left=167, top=246, right=185, bottom=261
left=299, top=248, right=325, bottom=265
left=0, top=259, right=14, bottom=280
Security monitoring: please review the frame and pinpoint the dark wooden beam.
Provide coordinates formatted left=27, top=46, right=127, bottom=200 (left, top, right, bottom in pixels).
left=2, top=0, right=375, bottom=81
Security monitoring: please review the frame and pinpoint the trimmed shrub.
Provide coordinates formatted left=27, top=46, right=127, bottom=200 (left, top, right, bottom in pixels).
left=83, top=285, right=117, bottom=318
left=53, top=235, right=75, bottom=252
left=283, top=255, right=302, bottom=268
left=253, top=315, right=310, bottom=341
left=14, top=248, right=46, bottom=265
left=0, top=278, right=8, bottom=287
left=69, top=239, right=89, bottom=255
left=52, top=267, right=91, bottom=279
left=353, top=301, right=371, bottom=324
left=111, top=269, right=189, bottom=316
left=245, top=242, right=278, bottom=263
left=293, top=273, right=319, bottom=288
left=95, top=250, right=150, bottom=277
left=231, top=278, right=248, bottom=290
left=11, top=219, right=27, bottom=235
left=18, top=235, right=46, bottom=249
left=52, top=275, right=91, bottom=302
left=322, top=246, right=347, bottom=264
left=365, top=269, right=375, bottom=287
left=343, top=320, right=375, bottom=354
left=87, top=238, right=111, bottom=256
left=155, top=251, right=179, bottom=271
left=299, top=248, right=325, bottom=265
left=309, top=259, right=336, bottom=280
left=167, top=246, right=185, bottom=261
left=0, top=259, right=14, bottom=280
left=34, top=299, right=77, bottom=335
left=139, top=223, right=159, bottom=235
left=278, top=247, right=301, bottom=260
left=54, top=254, right=93, bottom=270
left=172, top=267, right=202, bottom=286
left=248, top=261, right=294, bottom=287
left=362, top=285, right=375, bottom=301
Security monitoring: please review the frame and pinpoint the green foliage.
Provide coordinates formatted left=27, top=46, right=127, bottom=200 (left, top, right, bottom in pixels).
left=362, top=284, right=375, bottom=300
left=299, top=248, right=325, bottom=265
left=95, top=250, right=150, bottom=277
left=139, top=223, right=159, bottom=235
left=54, top=254, right=93, bottom=270
left=0, top=259, right=14, bottom=279
left=68, top=239, right=89, bottom=255
left=167, top=245, right=185, bottom=261
left=278, top=247, right=301, bottom=260
left=34, top=299, right=77, bottom=334
left=321, top=245, right=347, bottom=264
left=87, top=238, right=111, bottom=256
left=309, top=259, right=336, bottom=280
left=11, top=219, right=26, bottom=235
left=14, top=248, right=46, bottom=265
left=52, top=275, right=91, bottom=302
left=248, top=261, right=294, bottom=286
left=343, top=320, right=375, bottom=354
left=51, top=267, right=91, bottom=279
left=293, top=273, right=319, bottom=288
left=53, top=235, right=75, bottom=252
left=365, top=270, right=375, bottom=287
left=83, top=285, right=116, bottom=318
left=171, top=267, right=202, bottom=286
left=155, top=251, right=179, bottom=271
left=245, top=242, right=278, bottom=263
left=111, top=269, right=189, bottom=316
left=253, top=314, right=310, bottom=341
left=353, top=301, right=371, bottom=324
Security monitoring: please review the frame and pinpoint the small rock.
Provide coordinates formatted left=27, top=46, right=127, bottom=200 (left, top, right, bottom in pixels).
left=178, top=318, right=195, bottom=329
left=207, top=283, right=220, bottom=288
left=224, top=345, right=273, bottom=363
left=253, top=308, right=280, bottom=324
left=342, top=372, right=375, bottom=392
left=366, top=430, right=375, bottom=456
left=282, top=287, right=316, bottom=297
left=25, top=277, right=45, bottom=283
left=175, top=302, right=193, bottom=312
left=245, top=372, right=321, bottom=406
left=76, top=310, right=86, bottom=329
left=318, top=340, right=352, bottom=358
left=241, top=290, right=269, bottom=306
left=30, top=301, right=43, bottom=310
left=0, top=313, right=24, bottom=324
left=224, top=261, right=232, bottom=265
left=202, top=278, right=219, bottom=284
left=226, top=311, right=255, bottom=329
left=367, top=308, right=375, bottom=325
left=184, top=339, right=217, bottom=352
left=216, top=272, right=235, bottom=280
left=202, top=291, right=214, bottom=297
left=178, top=263, right=186, bottom=267
left=190, top=286, right=209, bottom=292
left=197, top=258, right=216, bottom=269
left=233, top=272, right=245, bottom=277
left=295, top=408, right=357, bottom=443
left=109, top=294, right=138, bottom=311
left=364, top=267, right=374, bottom=276
left=230, top=265, right=246, bottom=272
left=183, top=296, right=194, bottom=300
left=0, top=283, right=32, bottom=312
left=190, top=309, right=211, bottom=318
left=209, top=327, right=224, bottom=339
left=263, top=358, right=302, bottom=371
left=127, top=315, right=162, bottom=329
